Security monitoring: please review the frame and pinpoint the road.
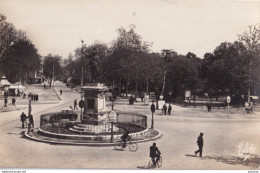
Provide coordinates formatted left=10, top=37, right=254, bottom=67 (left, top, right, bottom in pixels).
left=0, top=81, right=259, bottom=169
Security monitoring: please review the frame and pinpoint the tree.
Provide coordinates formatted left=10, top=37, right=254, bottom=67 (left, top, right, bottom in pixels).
left=167, top=56, right=201, bottom=98
left=109, top=25, right=151, bottom=96
left=238, top=25, right=260, bottom=102
left=43, top=54, right=62, bottom=87
left=0, top=37, right=41, bottom=84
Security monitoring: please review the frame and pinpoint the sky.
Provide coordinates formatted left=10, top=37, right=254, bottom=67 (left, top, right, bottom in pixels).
left=0, top=0, right=259, bottom=58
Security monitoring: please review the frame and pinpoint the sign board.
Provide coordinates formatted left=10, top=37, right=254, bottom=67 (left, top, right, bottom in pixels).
left=226, top=96, right=231, bottom=103
left=185, top=91, right=191, bottom=98
left=158, top=100, right=165, bottom=109
left=108, top=111, right=117, bottom=122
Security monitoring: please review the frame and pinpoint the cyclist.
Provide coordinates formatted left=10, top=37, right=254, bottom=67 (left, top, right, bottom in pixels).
left=150, top=143, right=161, bottom=167
left=121, top=131, right=131, bottom=148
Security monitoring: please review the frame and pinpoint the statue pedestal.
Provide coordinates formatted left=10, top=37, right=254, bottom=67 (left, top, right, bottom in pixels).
left=81, top=83, right=109, bottom=114
left=71, top=83, right=118, bottom=134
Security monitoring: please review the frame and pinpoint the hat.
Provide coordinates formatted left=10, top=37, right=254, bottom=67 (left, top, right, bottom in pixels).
left=200, top=132, right=204, bottom=135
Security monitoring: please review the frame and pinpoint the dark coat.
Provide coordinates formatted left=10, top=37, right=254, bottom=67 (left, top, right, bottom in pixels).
left=197, top=135, right=203, bottom=147
left=20, top=113, right=27, bottom=122
left=28, top=114, right=34, bottom=124
left=150, top=146, right=161, bottom=157
left=168, top=105, right=172, bottom=112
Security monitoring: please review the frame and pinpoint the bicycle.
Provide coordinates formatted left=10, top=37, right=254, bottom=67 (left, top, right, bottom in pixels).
left=114, top=139, right=138, bottom=152
left=148, top=155, right=162, bottom=169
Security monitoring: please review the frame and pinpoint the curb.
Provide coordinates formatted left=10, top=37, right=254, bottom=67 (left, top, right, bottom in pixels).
left=53, top=88, right=62, bottom=101
left=23, top=129, right=162, bottom=146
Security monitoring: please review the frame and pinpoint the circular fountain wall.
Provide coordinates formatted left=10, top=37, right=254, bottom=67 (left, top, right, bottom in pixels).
left=37, top=110, right=148, bottom=142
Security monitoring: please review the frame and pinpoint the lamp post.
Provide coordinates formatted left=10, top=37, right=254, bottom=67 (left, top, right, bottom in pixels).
left=226, top=96, right=231, bottom=117
left=28, top=94, right=32, bottom=114
left=79, top=91, right=85, bottom=121
left=111, top=97, right=115, bottom=110
left=151, top=102, right=155, bottom=129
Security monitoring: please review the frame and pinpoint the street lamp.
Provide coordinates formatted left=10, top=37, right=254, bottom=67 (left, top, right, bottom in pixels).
left=160, top=95, right=163, bottom=100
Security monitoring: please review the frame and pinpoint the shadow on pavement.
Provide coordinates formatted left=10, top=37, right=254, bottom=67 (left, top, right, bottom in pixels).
left=7, top=131, right=24, bottom=136
left=137, top=165, right=151, bottom=169
left=201, top=155, right=260, bottom=169
left=185, top=154, right=198, bottom=158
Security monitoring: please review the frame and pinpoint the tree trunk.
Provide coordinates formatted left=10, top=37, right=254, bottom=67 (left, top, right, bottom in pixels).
left=248, top=82, right=251, bottom=103
left=135, top=78, right=138, bottom=98
left=119, top=77, right=121, bottom=94
left=126, top=77, right=129, bottom=98
left=161, top=70, right=166, bottom=96
left=112, top=78, right=115, bottom=93
left=146, top=77, right=149, bottom=94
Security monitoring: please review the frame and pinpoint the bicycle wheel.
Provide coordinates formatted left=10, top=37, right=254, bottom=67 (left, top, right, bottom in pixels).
left=114, top=141, right=123, bottom=150
left=148, top=160, right=155, bottom=169
left=129, top=142, right=138, bottom=152
left=157, top=156, right=162, bottom=168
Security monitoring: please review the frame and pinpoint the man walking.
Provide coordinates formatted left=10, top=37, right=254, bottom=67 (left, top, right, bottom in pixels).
left=168, top=104, right=172, bottom=115
left=74, top=99, right=78, bottom=110
left=12, top=98, right=16, bottom=107
left=20, top=112, right=27, bottom=128
left=4, top=98, right=7, bottom=108
left=60, top=89, right=62, bottom=96
left=28, top=113, right=34, bottom=128
left=195, top=132, right=204, bottom=157
left=163, top=104, right=167, bottom=115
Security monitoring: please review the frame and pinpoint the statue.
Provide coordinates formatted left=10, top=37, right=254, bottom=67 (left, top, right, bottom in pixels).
left=82, top=47, right=100, bottom=83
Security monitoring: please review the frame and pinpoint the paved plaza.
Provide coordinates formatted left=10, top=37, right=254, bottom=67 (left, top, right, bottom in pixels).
left=0, top=81, right=259, bottom=169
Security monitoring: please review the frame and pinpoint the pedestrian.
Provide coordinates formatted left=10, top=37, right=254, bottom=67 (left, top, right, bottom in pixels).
left=129, top=95, right=134, bottom=105
left=60, top=89, right=62, bottom=95
left=168, top=104, right=172, bottom=115
left=34, top=94, right=37, bottom=102
left=74, top=99, right=78, bottom=110
left=163, top=104, right=167, bottom=115
left=44, top=83, right=46, bottom=89
left=12, top=98, right=16, bottom=107
left=4, top=98, right=7, bottom=108
left=140, top=94, right=144, bottom=102
left=27, top=113, right=34, bottom=132
left=207, top=103, right=211, bottom=112
left=195, top=132, right=204, bottom=157
left=36, top=94, right=39, bottom=101
left=20, top=112, right=27, bottom=128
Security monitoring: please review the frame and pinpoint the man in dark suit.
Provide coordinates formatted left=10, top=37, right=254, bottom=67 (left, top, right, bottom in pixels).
left=195, top=132, right=204, bottom=157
